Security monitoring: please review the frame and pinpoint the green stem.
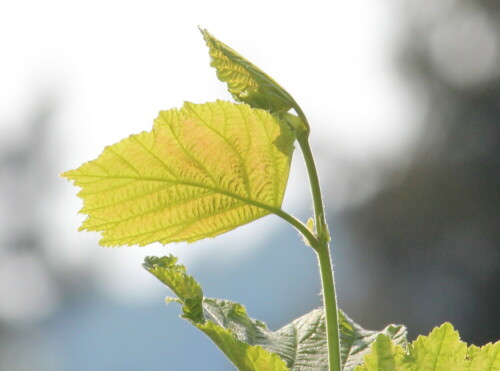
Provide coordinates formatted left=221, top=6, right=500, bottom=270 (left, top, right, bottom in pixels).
left=316, top=242, right=341, bottom=371
left=272, top=208, right=319, bottom=248
left=297, top=133, right=341, bottom=371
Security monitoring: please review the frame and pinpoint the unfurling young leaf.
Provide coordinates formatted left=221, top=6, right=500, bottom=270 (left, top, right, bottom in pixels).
left=201, top=28, right=309, bottom=133
left=63, top=100, right=295, bottom=247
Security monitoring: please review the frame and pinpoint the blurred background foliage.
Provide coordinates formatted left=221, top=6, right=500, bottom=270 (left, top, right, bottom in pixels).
left=0, top=0, right=498, bottom=369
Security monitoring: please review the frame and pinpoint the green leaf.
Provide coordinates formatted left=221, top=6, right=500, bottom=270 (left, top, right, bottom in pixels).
left=144, top=255, right=290, bottom=371
left=467, top=342, right=500, bottom=371
left=143, top=255, right=203, bottom=322
left=63, top=101, right=295, bottom=247
left=144, top=255, right=407, bottom=371
left=354, top=334, right=410, bottom=371
left=410, top=323, right=467, bottom=370
left=339, top=311, right=407, bottom=370
left=201, top=28, right=308, bottom=133
left=356, top=323, right=500, bottom=371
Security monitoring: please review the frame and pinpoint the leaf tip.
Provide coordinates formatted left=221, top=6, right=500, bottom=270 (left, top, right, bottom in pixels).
left=199, top=27, right=211, bottom=43
left=61, top=169, right=75, bottom=181
left=198, top=25, right=207, bottom=36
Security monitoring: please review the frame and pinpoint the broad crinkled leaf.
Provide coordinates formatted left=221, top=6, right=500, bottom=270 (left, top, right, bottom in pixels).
left=410, top=323, right=467, bottom=370
left=258, top=309, right=406, bottom=370
left=356, top=323, right=500, bottom=371
left=201, top=29, right=305, bottom=127
left=197, top=320, right=290, bottom=371
left=63, top=101, right=295, bottom=247
left=145, top=255, right=408, bottom=371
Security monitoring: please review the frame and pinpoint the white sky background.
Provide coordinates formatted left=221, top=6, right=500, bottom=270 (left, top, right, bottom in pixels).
left=0, top=0, right=423, bottom=315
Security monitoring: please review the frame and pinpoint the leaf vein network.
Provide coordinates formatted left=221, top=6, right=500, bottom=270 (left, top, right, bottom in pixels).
left=106, top=146, right=141, bottom=176
left=185, top=102, right=252, bottom=198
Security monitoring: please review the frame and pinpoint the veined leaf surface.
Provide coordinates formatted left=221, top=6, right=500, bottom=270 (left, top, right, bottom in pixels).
left=144, top=255, right=408, bottom=371
left=63, top=101, right=295, bottom=247
left=201, top=29, right=305, bottom=127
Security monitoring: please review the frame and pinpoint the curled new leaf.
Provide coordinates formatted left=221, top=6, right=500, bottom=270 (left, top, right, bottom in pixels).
left=201, top=28, right=308, bottom=133
left=63, top=101, right=295, bottom=247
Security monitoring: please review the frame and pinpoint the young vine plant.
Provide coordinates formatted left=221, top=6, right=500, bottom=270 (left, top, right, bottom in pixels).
left=63, top=29, right=499, bottom=371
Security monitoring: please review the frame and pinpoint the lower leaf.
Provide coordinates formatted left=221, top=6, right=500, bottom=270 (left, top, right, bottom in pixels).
left=144, top=255, right=407, bottom=371
left=356, top=323, right=500, bottom=371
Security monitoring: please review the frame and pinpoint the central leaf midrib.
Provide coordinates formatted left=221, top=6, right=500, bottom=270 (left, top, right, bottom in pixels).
left=80, top=174, right=282, bottom=218
left=92, top=196, right=247, bottom=237
left=430, top=328, right=447, bottom=371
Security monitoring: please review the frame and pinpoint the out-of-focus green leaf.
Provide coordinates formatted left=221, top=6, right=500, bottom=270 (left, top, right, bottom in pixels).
left=467, top=342, right=500, bottom=371
left=354, top=334, right=410, bottom=371
left=410, top=323, right=467, bottom=370
left=356, top=322, right=500, bottom=371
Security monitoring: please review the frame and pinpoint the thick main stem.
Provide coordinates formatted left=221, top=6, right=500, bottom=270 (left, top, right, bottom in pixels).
left=297, top=134, right=341, bottom=371
left=316, top=243, right=341, bottom=371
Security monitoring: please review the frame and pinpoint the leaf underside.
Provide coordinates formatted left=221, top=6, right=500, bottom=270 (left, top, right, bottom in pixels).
left=201, top=28, right=300, bottom=117
left=63, top=101, right=295, bottom=247
left=144, top=255, right=408, bottom=371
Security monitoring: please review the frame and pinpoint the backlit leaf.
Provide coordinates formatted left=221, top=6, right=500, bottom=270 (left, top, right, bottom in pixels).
left=145, top=255, right=408, bottom=371
left=410, top=323, right=467, bottom=370
left=63, top=101, right=295, bottom=247
left=143, top=255, right=203, bottom=322
left=356, top=323, right=500, bottom=371
left=201, top=28, right=307, bottom=133
left=354, top=334, right=410, bottom=371
left=467, top=342, right=500, bottom=371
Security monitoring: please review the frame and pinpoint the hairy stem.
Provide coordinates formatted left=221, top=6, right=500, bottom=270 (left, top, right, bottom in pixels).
left=272, top=208, right=319, bottom=248
left=297, top=133, right=341, bottom=371
left=316, top=242, right=341, bottom=371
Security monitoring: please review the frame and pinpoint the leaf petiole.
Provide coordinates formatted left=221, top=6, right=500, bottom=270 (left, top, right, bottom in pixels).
left=271, top=208, right=319, bottom=248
